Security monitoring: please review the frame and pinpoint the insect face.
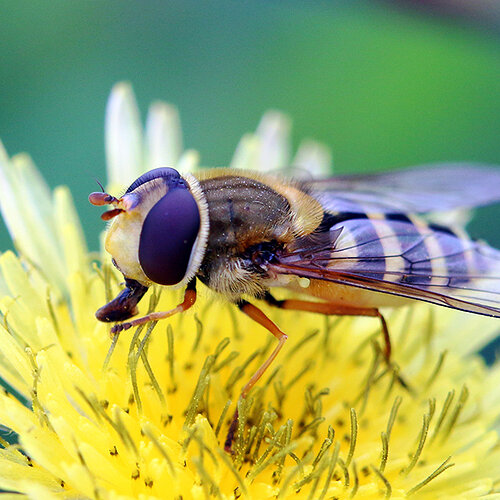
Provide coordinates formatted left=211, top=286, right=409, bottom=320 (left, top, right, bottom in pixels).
left=90, top=167, right=209, bottom=321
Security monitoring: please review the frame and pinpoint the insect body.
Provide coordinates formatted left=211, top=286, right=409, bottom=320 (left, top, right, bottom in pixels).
left=90, top=164, right=500, bottom=448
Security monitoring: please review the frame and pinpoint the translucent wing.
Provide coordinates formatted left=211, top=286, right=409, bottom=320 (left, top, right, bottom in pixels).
left=304, top=163, right=500, bottom=215
left=269, top=216, right=500, bottom=318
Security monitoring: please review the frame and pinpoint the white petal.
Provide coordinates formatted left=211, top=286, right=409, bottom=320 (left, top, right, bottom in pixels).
left=177, top=149, right=200, bottom=174
left=0, top=140, right=8, bottom=163
left=105, top=82, right=144, bottom=190
left=229, top=133, right=259, bottom=170
left=255, top=111, right=291, bottom=172
left=426, top=208, right=473, bottom=229
left=0, top=154, right=68, bottom=294
left=10, top=155, right=67, bottom=293
left=145, top=101, right=183, bottom=170
left=291, top=139, right=332, bottom=178
left=54, top=186, right=88, bottom=277
left=0, top=154, right=32, bottom=254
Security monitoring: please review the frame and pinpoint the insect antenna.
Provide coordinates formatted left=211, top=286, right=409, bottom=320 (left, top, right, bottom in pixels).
left=94, top=178, right=106, bottom=192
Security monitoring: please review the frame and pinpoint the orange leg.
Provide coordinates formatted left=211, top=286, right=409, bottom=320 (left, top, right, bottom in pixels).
left=263, top=292, right=391, bottom=360
left=225, top=300, right=287, bottom=452
left=111, top=282, right=197, bottom=334
left=263, top=293, right=412, bottom=391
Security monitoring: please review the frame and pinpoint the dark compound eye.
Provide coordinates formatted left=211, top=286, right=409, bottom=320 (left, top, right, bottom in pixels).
left=126, top=167, right=183, bottom=194
left=138, top=186, right=200, bottom=285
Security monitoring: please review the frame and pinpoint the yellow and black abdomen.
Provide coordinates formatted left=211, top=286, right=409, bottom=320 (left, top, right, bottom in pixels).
left=291, top=209, right=490, bottom=309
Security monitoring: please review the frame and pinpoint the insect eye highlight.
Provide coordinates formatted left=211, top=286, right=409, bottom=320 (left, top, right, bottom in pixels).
left=138, top=186, right=200, bottom=286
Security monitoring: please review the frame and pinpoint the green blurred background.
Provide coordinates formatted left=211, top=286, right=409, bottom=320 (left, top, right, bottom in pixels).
left=1, top=0, right=499, bottom=253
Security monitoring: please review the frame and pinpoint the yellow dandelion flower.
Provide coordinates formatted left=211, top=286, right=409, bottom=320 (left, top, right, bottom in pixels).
left=0, top=83, right=500, bottom=499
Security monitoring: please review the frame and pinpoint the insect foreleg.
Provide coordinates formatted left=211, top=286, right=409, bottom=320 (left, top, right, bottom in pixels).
left=225, top=300, right=288, bottom=452
left=110, top=280, right=197, bottom=334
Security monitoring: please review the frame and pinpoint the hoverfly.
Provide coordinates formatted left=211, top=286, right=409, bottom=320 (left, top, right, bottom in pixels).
left=90, top=164, right=500, bottom=449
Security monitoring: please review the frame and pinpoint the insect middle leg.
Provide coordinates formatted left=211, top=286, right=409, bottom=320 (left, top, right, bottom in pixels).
left=225, top=300, right=288, bottom=452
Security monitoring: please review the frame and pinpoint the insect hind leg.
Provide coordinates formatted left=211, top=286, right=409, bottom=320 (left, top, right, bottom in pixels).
left=262, top=292, right=411, bottom=391
left=375, top=310, right=391, bottom=360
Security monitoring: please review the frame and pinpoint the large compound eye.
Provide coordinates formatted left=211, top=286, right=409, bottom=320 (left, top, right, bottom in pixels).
left=126, top=167, right=181, bottom=193
left=138, top=187, right=200, bottom=285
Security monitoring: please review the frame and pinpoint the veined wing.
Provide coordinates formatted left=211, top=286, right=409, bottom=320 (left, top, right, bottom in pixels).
left=303, top=163, right=500, bottom=215
left=269, top=216, right=500, bottom=318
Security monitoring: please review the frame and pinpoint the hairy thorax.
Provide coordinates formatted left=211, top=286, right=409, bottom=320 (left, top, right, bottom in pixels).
left=196, top=174, right=293, bottom=298
left=193, top=170, right=324, bottom=300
